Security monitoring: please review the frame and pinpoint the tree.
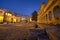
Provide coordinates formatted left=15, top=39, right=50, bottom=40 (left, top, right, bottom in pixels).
left=31, top=11, right=37, bottom=21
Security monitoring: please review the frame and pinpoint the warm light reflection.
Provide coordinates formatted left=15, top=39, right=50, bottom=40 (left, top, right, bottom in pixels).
left=0, top=16, right=4, bottom=21
left=13, top=18, right=16, bottom=22
left=30, top=18, right=32, bottom=22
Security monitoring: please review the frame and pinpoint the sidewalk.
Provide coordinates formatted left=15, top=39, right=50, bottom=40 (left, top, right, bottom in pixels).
left=37, top=23, right=60, bottom=40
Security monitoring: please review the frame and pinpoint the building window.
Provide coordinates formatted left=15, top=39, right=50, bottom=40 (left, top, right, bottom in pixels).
left=49, top=11, right=52, bottom=20
left=0, top=11, right=2, bottom=13
left=46, top=14, right=48, bottom=20
left=53, top=6, right=60, bottom=19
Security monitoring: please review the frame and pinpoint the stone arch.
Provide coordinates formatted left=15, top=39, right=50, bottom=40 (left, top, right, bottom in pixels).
left=53, top=5, right=60, bottom=19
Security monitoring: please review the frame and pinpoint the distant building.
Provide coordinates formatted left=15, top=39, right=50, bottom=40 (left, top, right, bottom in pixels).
left=0, top=9, right=5, bottom=23
left=20, top=15, right=29, bottom=23
left=0, top=9, right=29, bottom=24
left=5, top=11, right=13, bottom=23
left=15, top=14, right=21, bottom=23
left=0, top=9, right=16, bottom=24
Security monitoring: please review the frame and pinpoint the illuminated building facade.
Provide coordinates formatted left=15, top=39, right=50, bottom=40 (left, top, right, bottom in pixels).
left=15, top=14, right=21, bottom=23
left=20, top=16, right=29, bottom=23
left=0, top=9, right=17, bottom=23
left=37, top=0, right=60, bottom=25
left=5, top=12, right=13, bottom=23
left=12, top=14, right=17, bottom=23
left=0, top=9, right=6, bottom=23
left=0, top=9, right=29, bottom=24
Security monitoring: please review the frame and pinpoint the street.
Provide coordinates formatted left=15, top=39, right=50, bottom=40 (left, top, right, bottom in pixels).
left=0, top=23, right=60, bottom=40
left=0, top=0, right=60, bottom=40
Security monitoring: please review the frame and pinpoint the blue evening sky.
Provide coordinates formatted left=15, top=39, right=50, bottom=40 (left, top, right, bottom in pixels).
left=0, top=0, right=47, bottom=16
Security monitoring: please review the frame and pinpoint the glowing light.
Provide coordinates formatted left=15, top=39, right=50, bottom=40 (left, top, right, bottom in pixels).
left=6, top=13, right=12, bottom=16
left=0, top=16, right=4, bottom=22
left=30, top=18, right=32, bottom=22
left=13, top=18, right=16, bottom=22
